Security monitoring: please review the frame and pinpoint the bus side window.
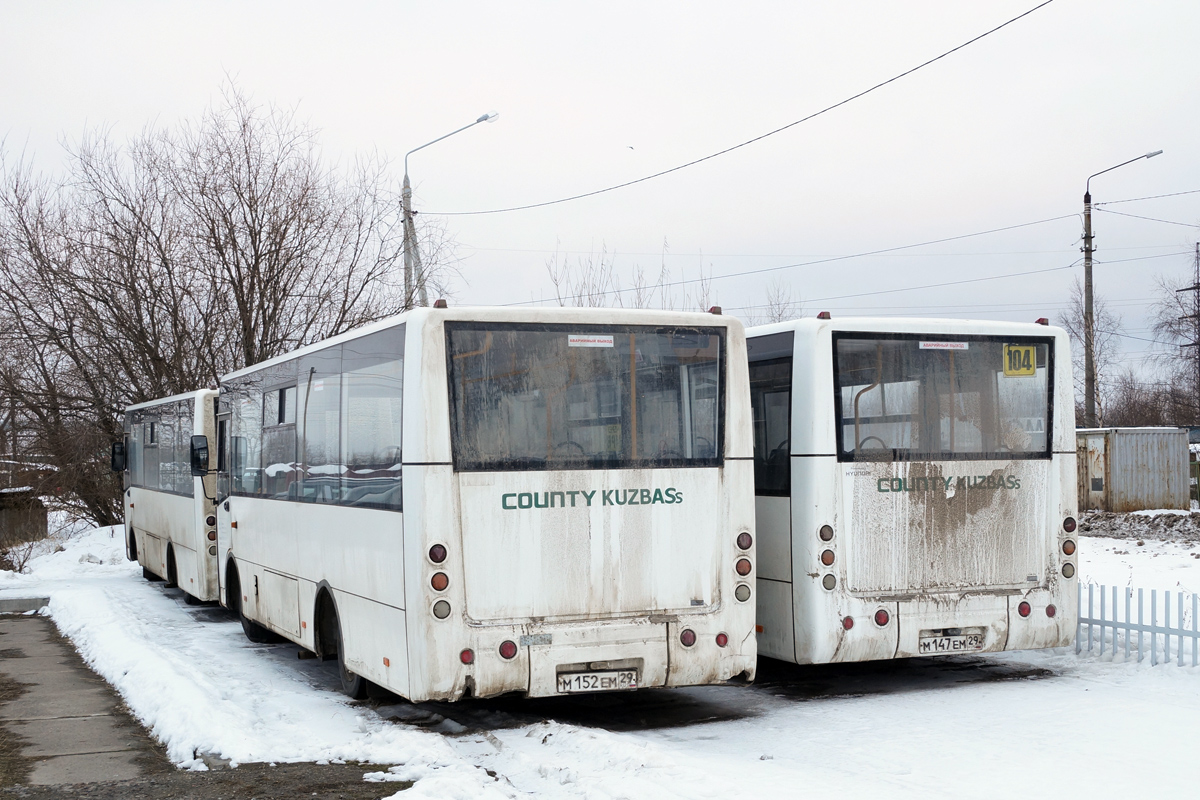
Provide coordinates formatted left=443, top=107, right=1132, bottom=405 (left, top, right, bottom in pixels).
left=749, top=357, right=792, bottom=496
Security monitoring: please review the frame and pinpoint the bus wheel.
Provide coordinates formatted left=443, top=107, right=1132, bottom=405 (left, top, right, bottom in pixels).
left=226, top=561, right=280, bottom=644
left=335, top=614, right=368, bottom=700
left=165, top=547, right=178, bottom=588
left=127, top=531, right=138, bottom=562
left=142, top=567, right=162, bottom=582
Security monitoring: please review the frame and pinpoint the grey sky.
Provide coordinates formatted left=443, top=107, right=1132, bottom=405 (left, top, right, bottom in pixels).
left=2, top=1, right=1197, bottom=375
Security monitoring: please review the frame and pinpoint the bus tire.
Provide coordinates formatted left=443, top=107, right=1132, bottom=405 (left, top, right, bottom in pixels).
left=127, top=531, right=138, bottom=562
left=226, top=560, right=281, bottom=644
left=165, top=546, right=178, bottom=588
left=336, top=615, right=368, bottom=700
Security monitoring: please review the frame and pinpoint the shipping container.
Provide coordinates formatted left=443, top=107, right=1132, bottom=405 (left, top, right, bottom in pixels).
left=1076, top=427, right=1189, bottom=512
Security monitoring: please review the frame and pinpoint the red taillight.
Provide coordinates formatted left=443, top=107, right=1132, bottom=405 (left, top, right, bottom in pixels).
left=207, top=531, right=217, bottom=541
left=430, top=572, right=449, bottom=592
left=735, top=558, right=752, bottom=576
left=1018, top=601, right=1031, bottom=617
left=498, top=640, right=518, bottom=659
left=842, top=616, right=854, bottom=630
left=737, top=532, right=753, bottom=550
left=819, top=525, right=834, bottom=542
left=1063, top=517, right=1077, bottom=533
left=429, top=544, right=447, bottom=563
left=1046, top=604, right=1057, bottom=618
left=1062, top=540, right=1076, bottom=556
left=820, top=550, right=835, bottom=566
left=460, top=649, right=474, bottom=664
left=680, top=629, right=697, bottom=647
left=715, top=633, right=728, bottom=648
left=205, top=515, right=216, bottom=527
left=874, top=609, right=890, bottom=627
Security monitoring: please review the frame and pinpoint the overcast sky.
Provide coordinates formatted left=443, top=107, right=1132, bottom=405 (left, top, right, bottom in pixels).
left=3, top=0, right=1198, bottom=376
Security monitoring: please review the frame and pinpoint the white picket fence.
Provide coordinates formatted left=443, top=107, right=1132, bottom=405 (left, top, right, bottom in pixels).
left=1076, top=583, right=1200, bottom=667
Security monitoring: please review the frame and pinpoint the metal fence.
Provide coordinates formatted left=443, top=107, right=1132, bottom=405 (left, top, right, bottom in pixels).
left=1076, top=583, right=1200, bottom=666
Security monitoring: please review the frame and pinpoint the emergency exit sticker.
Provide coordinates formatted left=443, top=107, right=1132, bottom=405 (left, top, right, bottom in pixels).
left=1003, top=344, right=1036, bottom=376
left=919, top=341, right=969, bottom=350
left=569, top=334, right=614, bottom=348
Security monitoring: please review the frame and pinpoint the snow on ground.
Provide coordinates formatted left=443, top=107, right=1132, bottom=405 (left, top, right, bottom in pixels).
left=2, top=515, right=1199, bottom=799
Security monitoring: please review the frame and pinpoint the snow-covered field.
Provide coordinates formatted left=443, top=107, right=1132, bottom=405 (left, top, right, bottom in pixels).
left=2, top=516, right=1198, bottom=799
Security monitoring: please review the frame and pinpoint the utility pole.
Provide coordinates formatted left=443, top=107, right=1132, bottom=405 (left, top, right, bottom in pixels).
left=1081, top=150, right=1163, bottom=427
left=1176, top=242, right=1200, bottom=422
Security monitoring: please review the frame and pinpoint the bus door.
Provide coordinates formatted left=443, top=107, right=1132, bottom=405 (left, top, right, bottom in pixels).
left=215, top=412, right=234, bottom=604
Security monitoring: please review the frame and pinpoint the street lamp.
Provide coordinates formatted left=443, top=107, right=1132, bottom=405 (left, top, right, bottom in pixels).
left=1081, top=149, right=1162, bottom=427
left=402, top=112, right=499, bottom=307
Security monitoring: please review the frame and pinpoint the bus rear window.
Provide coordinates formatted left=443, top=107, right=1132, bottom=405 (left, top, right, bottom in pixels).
left=833, top=334, right=1053, bottom=462
left=446, top=323, right=724, bottom=471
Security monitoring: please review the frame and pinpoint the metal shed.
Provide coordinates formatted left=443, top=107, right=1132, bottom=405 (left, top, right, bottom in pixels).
left=1076, top=427, right=1190, bottom=512
left=0, top=487, right=48, bottom=548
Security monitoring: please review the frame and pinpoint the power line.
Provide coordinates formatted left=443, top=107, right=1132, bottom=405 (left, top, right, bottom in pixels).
left=504, top=213, right=1078, bottom=306
left=1096, top=208, right=1199, bottom=228
left=426, top=1, right=1057, bottom=217
left=1096, top=189, right=1200, bottom=206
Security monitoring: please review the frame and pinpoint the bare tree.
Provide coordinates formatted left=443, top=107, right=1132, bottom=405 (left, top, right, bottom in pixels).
left=1060, top=276, right=1123, bottom=424
left=1149, top=264, right=1200, bottom=424
left=741, top=277, right=803, bottom=326
left=0, top=84, right=456, bottom=525
left=547, top=239, right=716, bottom=311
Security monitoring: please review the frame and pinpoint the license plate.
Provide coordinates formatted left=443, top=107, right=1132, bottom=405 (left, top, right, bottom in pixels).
left=918, top=629, right=986, bottom=654
left=556, top=670, right=638, bottom=694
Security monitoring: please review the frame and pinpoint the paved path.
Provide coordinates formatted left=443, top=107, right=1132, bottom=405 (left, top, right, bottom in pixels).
left=0, top=611, right=167, bottom=787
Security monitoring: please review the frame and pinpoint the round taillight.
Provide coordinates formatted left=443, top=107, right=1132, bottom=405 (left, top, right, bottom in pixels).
left=735, top=558, right=753, bottom=576
left=1061, top=563, right=1075, bottom=579
left=715, top=633, right=728, bottom=648
left=874, top=609, right=890, bottom=627
left=460, top=648, right=474, bottom=664
left=822, top=574, right=837, bottom=591
left=1046, top=604, right=1057, bottom=618
left=820, top=550, right=835, bottom=566
left=498, top=640, right=518, bottom=660
left=1062, top=540, right=1076, bottom=556
left=205, top=515, right=216, bottom=527
left=737, top=532, right=753, bottom=550
left=819, top=525, right=834, bottom=542
left=432, top=600, right=451, bottom=619
left=207, top=531, right=217, bottom=541
left=680, top=629, right=697, bottom=647
left=431, top=572, right=449, bottom=591
left=1063, top=517, right=1077, bottom=533
left=428, top=544, right=447, bottom=563
left=842, top=616, right=854, bottom=630
left=1018, top=601, right=1031, bottom=618
left=735, top=583, right=752, bottom=602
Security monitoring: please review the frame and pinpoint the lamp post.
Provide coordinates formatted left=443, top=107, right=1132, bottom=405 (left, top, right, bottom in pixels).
left=402, top=112, right=499, bottom=307
left=1082, top=149, right=1162, bottom=427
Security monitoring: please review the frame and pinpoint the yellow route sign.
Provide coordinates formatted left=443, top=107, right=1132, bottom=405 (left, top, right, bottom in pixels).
left=1004, top=344, right=1036, bottom=376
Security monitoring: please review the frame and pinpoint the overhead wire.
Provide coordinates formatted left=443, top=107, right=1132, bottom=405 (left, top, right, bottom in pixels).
left=1095, top=207, right=1199, bottom=228
left=425, top=1, right=1057, bottom=217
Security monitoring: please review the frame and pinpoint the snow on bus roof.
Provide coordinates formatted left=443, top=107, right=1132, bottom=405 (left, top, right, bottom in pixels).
left=746, top=316, right=1068, bottom=337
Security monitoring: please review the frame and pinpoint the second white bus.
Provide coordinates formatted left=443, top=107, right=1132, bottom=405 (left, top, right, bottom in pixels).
left=216, top=306, right=757, bottom=700
left=747, top=317, right=1078, bottom=664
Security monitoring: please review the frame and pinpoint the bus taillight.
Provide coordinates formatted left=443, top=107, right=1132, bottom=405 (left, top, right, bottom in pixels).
left=716, top=633, right=728, bottom=647
left=1018, top=601, right=1031, bottom=617
left=498, top=640, right=518, bottom=660
left=820, top=550, right=835, bottom=566
left=1063, top=517, right=1077, bottom=533
left=735, top=558, right=752, bottom=576
left=1046, top=604, right=1057, bottom=618
left=431, top=572, right=449, bottom=591
left=874, top=609, right=890, bottom=627
left=433, top=600, right=451, bottom=619
left=428, top=544, right=447, bottom=563
left=735, top=584, right=752, bottom=602
left=680, top=629, right=697, bottom=647
left=206, top=515, right=216, bottom=527
left=818, top=525, right=834, bottom=542
left=842, top=616, right=854, bottom=630
left=737, top=532, right=753, bottom=550
left=460, top=649, right=475, bottom=664
left=1061, top=563, right=1075, bottom=579
left=1062, top=540, right=1076, bottom=556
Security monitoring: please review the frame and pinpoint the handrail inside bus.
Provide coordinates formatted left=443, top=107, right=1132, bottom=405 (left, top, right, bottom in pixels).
left=948, top=351, right=956, bottom=453
left=853, top=343, right=883, bottom=453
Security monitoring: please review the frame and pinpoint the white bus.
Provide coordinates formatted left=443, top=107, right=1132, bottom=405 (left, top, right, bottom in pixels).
left=215, top=306, right=757, bottom=701
left=117, top=390, right=219, bottom=605
left=746, top=317, right=1078, bottom=664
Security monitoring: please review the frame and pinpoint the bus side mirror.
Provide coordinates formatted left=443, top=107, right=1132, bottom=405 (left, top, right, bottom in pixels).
left=190, top=435, right=210, bottom=476
left=110, top=442, right=126, bottom=472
